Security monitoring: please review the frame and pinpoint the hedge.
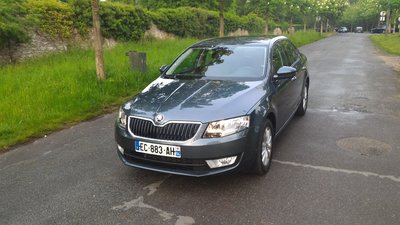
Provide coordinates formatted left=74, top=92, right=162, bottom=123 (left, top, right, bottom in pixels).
left=150, top=7, right=265, bottom=38
left=3, top=1, right=266, bottom=46
left=25, top=0, right=74, bottom=40
left=70, top=0, right=150, bottom=41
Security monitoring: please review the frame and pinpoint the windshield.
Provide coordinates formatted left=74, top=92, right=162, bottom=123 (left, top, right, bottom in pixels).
left=165, top=45, right=267, bottom=80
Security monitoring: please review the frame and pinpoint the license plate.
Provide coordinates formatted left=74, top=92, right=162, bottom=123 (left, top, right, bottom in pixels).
left=135, top=140, right=181, bottom=158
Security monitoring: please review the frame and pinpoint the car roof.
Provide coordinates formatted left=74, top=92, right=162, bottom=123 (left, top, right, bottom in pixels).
left=191, top=36, right=284, bottom=48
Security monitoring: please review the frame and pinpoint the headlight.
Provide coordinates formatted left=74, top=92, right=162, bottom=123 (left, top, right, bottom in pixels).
left=118, top=107, right=127, bottom=129
left=203, top=116, right=250, bottom=138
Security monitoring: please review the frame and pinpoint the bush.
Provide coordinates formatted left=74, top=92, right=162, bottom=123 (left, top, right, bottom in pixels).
left=69, top=0, right=92, bottom=36
left=70, top=0, right=150, bottom=41
left=224, top=12, right=265, bottom=34
left=244, top=13, right=266, bottom=34
left=150, top=7, right=265, bottom=38
left=25, top=0, right=74, bottom=40
left=0, top=0, right=30, bottom=63
left=100, top=2, right=150, bottom=41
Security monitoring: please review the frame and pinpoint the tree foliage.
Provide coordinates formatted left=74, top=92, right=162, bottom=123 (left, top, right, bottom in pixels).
left=0, top=0, right=30, bottom=62
left=340, top=0, right=379, bottom=30
left=340, top=0, right=400, bottom=31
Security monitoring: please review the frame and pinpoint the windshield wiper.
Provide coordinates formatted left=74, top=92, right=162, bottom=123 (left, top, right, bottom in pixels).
left=164, top=73, right=205, bottom=79
left=163, top=74, right=177, bottom=79
left=174, top=73, right=205, bottom=79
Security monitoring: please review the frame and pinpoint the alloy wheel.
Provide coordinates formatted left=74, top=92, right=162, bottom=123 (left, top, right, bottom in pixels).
left=261, top=126, right=272, bottom=166
left=302, top=86, right=308, bottom=110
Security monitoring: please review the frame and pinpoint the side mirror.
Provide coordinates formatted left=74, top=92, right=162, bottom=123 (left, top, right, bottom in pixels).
left=159, top=65, right=169, bottom=73
left=273, top=66, right=297, bottom=80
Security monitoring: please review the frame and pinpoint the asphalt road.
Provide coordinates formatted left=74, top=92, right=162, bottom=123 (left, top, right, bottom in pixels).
left=1, top=33, right=400, bottom=225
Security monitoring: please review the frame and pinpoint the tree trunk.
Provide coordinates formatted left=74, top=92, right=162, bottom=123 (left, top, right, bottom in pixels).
left=386, top=9, right=391, bottom=33
left=219, top=0, right=224, bottom=37
left=290, top=16, right=293, bottom=30
left=265, top=10, right=269, bottom=34
left=7, top=40, right=16, bottom=64
left=320, top=19, right=323, bottom=34
left=314, top=18, right=317, bottom=31
left=91, top=0, right=105, bottom=80
left=303, top=15, right=307, bottom=32
left=326, top=18, right=329, bottom=32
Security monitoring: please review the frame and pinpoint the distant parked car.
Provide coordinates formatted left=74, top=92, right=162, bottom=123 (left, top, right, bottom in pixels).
left=338, top=27, right=348, bottom=33
left=371, top=27, right=385, bottom=33
left=115, top=36, right=310, bottom=177
left=355, top=27, right=363, bottom=33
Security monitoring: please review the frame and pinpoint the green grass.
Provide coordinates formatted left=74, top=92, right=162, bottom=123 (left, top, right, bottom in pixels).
left=0, top=32, right=330, bottom=151
left=0, top=38, right=197, bottom=150
left=286, top=31, right=334, bottom=47
left=370, top=34, right=400, bottom=56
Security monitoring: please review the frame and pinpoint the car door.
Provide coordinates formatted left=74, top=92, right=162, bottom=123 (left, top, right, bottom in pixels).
left=281, top=40, right=306, bottom=110
left=270, top=42, right=298, bottom=130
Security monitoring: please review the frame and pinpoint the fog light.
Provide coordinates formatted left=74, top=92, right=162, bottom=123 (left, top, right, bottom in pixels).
left=206, top=156, right=237, bottom=169
left=117, top=145, right=124, bottom=154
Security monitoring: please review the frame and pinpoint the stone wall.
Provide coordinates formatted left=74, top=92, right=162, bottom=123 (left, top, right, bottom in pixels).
left=227, top=28, right=249, bottom=36
left=144, top=23, right=176, bottom=40
left=0, top=31, right=117, bottom=64
left=0, top=32, right=67, bottom=64
left=0, top=24, right=250, bottom=64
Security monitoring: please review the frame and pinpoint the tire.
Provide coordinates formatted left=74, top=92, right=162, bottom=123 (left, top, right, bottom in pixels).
left=296, top=83, right=308, bottom=116
left=254, top=119, right=274, bottom=175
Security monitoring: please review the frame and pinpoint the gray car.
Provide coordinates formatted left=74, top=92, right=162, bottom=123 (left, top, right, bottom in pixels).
left=115, top=36, right=309, bottom=177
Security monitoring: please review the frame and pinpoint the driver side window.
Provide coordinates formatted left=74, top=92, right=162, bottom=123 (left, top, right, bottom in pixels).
left=272, top=46, right=283, bottom=75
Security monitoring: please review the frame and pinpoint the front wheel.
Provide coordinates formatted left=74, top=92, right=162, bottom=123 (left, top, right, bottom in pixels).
left=296, top=84, right=308, bottom=116
left=254, top=119, right=274, bottom=175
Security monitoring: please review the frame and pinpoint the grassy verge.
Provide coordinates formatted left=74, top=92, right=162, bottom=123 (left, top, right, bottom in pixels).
left=0, top=38, right=197, bottom=150
left=370, top=34, right=400, bottom=55
left=286, top=31, right=334, bottom=47
left=0, top=32, right=330, bottom=151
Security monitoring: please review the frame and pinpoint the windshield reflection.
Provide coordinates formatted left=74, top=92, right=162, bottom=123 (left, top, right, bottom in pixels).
left=166, top=45, right=267, bottom=79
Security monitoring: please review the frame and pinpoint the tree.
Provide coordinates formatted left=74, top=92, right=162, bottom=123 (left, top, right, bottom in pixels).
left=296, top=0, right=315, bottom=31
left=340, top=0, right=379, bottom=31
left=380, top=0, right=400, bottom=32
left=219, top=0, right=225, bottom=37
left=283, top=0, right=301, bottom=29
left=0, top=0, right=30, bottom=63
left=314, top=0, right=349, bottom=32
left=245, top=0, right=283, bottom=34
left=91, top=0, right=105, bottom=80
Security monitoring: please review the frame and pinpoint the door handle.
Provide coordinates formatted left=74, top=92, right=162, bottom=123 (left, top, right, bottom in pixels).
left=291, top=76, right=297, bottom=81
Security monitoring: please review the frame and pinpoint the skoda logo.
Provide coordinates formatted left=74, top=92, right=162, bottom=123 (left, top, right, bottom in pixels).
left=154, top=114, right=165, bottom=124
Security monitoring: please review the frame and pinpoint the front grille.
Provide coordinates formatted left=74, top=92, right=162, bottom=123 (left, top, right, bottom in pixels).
left=129, top=117, right=200, bottom=141
left=123, top=152, right=210, bottom=172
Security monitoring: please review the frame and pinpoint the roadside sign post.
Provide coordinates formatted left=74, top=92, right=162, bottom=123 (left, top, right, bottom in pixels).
left=379, top=11, right=386, bottom=29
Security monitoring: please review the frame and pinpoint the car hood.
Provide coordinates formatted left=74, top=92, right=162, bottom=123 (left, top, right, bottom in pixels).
left=123, top=77, right=266, bottom=123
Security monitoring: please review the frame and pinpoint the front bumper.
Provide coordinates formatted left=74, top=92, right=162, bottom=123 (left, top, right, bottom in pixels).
left=115, top=123, right=257, bottom=177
